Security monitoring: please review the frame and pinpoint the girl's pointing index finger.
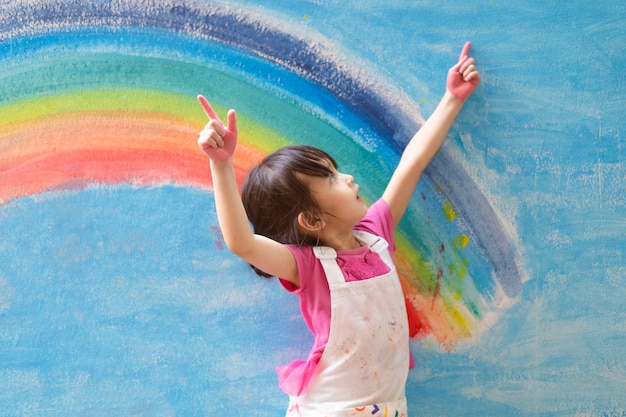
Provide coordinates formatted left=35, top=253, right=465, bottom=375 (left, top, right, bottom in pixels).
left=459, top=41, right=471, bottom=61
left=197, top=94, right=220, bottom=122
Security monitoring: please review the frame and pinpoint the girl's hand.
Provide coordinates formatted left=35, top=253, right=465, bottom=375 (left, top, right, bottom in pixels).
left=446, top=42, right=480, bottom=101
left=197, top=94, right=238, bottom=162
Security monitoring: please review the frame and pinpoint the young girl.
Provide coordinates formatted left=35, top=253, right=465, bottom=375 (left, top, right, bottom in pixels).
left=197, top=42, right=479, bottom=417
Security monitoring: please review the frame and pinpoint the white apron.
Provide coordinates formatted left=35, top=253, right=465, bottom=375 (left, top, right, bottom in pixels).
left=286, top=231, right=410, bottom=417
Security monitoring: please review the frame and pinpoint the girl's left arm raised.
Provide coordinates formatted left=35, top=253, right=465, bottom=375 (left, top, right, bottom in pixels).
left=382, top=42, right=480, bottom=227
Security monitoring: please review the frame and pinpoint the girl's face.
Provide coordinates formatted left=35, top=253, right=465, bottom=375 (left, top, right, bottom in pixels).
left=304, top=165, right=368, bottom=230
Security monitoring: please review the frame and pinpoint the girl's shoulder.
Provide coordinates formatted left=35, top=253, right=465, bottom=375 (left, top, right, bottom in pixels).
left=279, top=244, right=322, bottom=292
left=355, top=199, right=395, bottom=250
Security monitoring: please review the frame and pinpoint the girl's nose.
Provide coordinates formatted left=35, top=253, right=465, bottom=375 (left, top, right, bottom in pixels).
left=345, top=173, right=354, bottom=184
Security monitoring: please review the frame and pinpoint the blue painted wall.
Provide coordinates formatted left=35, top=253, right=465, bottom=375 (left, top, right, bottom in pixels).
left=1, top=1, right=625, bottom=416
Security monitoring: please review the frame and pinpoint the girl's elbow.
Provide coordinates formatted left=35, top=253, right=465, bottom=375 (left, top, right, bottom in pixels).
left=224, top=238, right=245, bottom=256
left=224, top=236, right=254, bottom=259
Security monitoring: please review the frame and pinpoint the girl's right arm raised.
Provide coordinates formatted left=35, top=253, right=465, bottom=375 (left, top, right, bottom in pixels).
left=197, top=95, right=300, bottom=286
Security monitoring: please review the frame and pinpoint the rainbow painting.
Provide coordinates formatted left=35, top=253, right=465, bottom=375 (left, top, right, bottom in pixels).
left=1, top=0, right=523, bottom=343
left=2, top=0, right=624, bottom=415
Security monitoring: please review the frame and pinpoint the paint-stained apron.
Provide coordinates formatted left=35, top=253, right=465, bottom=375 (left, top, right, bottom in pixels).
left=286, top=231, right=410, bottom=417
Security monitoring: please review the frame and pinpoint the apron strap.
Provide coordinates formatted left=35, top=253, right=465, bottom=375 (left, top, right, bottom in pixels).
left=312, top=246, right=345, bottom=287
left=353, top=230, right=394, bottom=269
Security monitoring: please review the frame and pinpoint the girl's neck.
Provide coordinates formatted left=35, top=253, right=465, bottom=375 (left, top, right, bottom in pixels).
left=320, top=230, right=362, bottom=251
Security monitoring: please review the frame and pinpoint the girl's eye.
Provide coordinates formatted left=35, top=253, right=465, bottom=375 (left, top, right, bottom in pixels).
left=329, top=174, right=337, bottom=183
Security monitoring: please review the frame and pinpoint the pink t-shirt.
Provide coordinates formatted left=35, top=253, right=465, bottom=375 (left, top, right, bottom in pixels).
left=276, top=199, right=404, bottom=396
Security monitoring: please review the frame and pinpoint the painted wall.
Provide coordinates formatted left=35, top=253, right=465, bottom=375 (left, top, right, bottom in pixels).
left=1, top=1, right=624, bottom=416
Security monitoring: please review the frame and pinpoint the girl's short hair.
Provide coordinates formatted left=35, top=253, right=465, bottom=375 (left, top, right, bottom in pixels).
left=241, top=145, right=337, bottom=277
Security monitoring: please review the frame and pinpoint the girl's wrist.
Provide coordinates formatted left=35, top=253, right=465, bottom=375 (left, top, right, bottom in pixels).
left=443, top=90, right=465, bottom=106
left=209, top=157, right=234, bottom=171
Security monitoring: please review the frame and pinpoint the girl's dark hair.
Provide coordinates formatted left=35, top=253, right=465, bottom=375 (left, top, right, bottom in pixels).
left=241, top=145, right=338, bottom=277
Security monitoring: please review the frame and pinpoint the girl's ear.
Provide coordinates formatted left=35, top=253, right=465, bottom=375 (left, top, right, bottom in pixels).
left=297, top=211, right=325, bottom=232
